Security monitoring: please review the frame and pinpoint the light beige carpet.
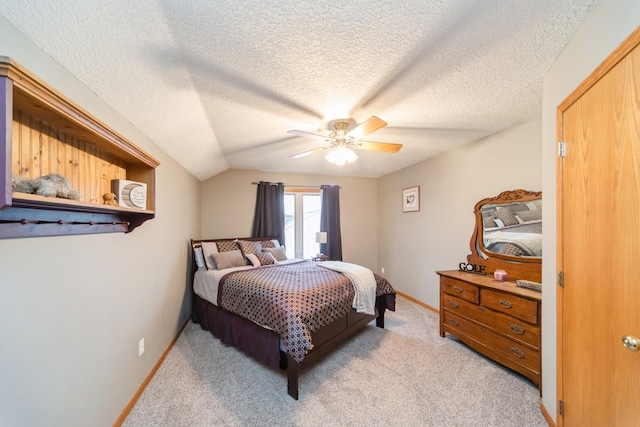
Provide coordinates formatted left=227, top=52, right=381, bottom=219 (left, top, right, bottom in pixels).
left=123, top=296, right=548, bottom=426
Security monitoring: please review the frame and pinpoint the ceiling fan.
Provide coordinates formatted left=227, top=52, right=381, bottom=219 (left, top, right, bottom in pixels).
left=288, top=116, right=402, bottom=165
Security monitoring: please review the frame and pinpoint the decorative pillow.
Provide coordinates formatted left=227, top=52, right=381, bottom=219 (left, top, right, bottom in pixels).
left=261, top=252, right=277, bottom=264
left=263, top=246, right=287, bottom=261
left=238, top=240, right=275, bottom=265
left=245, top=253, right=261, bottom=267
left=481, top=206, right=497, bottom=217
left=201, top=242, right=219, bottom=270
left=510, top=202, right=529, bottom=212
left=194, top=247, right=206, bottom=270
left=483, top=216, right=497, bottom=229
left=494, top=206, right=519, bottom=227
left=211, top=250, right=246, bottom=270
left=259, top=239, right=280, bottom=249
left=516, top=209, right=542, bottom=223
left=216, top=240, right=240, bottom=252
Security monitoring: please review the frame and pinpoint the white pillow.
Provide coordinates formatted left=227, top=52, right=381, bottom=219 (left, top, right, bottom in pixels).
left=201, top=242, right=219, bottom=270
left=246, top=253, right=261, bottom=267
left=194, top=247, right=206, bottom=270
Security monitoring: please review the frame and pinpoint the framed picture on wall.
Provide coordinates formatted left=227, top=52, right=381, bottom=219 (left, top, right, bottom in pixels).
left=402, top=186, right=420, bottom=212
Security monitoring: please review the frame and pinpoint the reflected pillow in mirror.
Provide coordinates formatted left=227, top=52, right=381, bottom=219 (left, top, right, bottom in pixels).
left=483, top=216, right=497, bottom=229
left=516, top=209, right=542, bottom=223
left=494, top=206, right=519, bottom=226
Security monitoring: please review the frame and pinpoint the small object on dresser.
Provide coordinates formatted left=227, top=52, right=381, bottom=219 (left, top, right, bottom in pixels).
left=494, top=269, right=508, bottom=281
left=516, top=279, right=542, bottom=292
left=458, top=262, right=486, bottom=275
left=313, top=254, right=329, bottom=261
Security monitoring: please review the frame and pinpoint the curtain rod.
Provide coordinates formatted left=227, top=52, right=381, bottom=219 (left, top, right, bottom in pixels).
left=251, top=182, right=340, bottom=189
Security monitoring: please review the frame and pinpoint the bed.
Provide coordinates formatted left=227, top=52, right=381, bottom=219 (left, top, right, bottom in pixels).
left=480, top=199, right=542, bottom=257
left=189, top=237, right=396, bottom=399
left=483, top=221, right=542, bottom=256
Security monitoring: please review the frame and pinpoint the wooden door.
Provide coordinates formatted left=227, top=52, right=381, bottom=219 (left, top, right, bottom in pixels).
left=557, top=27, right=640, bottom=426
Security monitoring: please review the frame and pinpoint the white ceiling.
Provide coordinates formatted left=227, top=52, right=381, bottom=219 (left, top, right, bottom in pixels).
left=0, top=0, right=596, bottom=181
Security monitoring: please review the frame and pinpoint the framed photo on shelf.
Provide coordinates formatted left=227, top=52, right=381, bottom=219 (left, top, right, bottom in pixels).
left=402, top=186, right=420, bottom=213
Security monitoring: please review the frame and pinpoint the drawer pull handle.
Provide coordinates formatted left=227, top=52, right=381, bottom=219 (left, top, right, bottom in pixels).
left=510, top=347, right=525, bottom=358
left=450, top=318, right=459, bottom=326
left=453, top=285, right=464, bottom=293
left=510, top=324, right=525, bottom=335
left=449, top=300, right=459, bottom=308
left=499, top=299, right=513, bottom=309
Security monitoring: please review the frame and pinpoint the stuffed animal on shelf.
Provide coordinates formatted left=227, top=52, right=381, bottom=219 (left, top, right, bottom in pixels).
left=102, top=192, right=119, bottom=206
left=12, top=173, right=81, bottom=200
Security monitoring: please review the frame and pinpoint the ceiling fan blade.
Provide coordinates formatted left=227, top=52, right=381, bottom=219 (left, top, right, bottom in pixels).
left=352, top=141, right=402, bottom=153
left=290, top=146, right=329, bottom=159
left=346, top=116, right=387, bottom=140
left=287, top=129, right=330, bottom=141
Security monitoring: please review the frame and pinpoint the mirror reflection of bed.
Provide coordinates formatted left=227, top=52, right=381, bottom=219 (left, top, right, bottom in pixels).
left=480, top=198, right=542, bottom=257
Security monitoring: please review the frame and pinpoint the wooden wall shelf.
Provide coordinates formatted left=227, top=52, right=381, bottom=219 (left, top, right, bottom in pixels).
left=0, top=56, right=159, bottom=239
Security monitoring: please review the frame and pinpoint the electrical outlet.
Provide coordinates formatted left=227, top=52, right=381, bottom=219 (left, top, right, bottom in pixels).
left=138, top=338, right=145, bottom=356
left=381, top=267, right=385, bottom=274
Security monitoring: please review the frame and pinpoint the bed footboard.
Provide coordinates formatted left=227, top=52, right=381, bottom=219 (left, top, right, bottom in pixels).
left=284, top=295, right=389, bottom=399
left=195, top=294, right=392, bottom=400
left=284, top=310, right=377, bottom=400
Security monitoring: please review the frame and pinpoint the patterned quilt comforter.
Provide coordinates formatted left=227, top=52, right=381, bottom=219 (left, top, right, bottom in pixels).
left=217, top=260, right=395, bottom=363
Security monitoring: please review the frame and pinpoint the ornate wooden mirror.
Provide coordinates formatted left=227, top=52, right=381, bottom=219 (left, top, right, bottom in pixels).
left=467, top=189, right=542, bottom=282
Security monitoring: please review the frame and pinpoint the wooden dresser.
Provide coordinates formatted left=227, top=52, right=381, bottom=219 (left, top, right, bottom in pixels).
left=437, top=270, right=542, bottom=389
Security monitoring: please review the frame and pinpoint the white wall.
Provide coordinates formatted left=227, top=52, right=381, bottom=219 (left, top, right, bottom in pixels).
left=201, top=169, right=379, bottom=270
left=0, top=17, right=201, bottom=426
left=378, top=117, right=542, bottom=307
left=541, top=0, right=640, bottom=421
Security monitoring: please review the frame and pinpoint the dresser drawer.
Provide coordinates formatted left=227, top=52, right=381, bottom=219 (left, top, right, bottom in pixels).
left=481, top=289, right=538, bottom=324
left=442, top=294, right=540, bottom=348
left=443, top=311, right=540, bottom=372
left=441, top=277, right=479, bottom=304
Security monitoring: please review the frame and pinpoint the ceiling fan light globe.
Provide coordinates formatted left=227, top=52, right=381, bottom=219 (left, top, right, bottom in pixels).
left=325, top=146, right=357, bottom=166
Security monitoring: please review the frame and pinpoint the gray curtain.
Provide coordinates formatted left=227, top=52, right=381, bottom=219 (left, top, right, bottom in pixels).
left=251, top=181, right=285, bottom=245
left=319, top=185, right=342, bottom=261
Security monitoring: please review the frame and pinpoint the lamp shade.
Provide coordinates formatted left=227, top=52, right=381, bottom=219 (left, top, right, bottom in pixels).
left=315, top=232, right=327, bottom=244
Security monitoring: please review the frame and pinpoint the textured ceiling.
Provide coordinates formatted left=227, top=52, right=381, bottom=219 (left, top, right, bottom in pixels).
left=0, top=0, right=596, bottom=180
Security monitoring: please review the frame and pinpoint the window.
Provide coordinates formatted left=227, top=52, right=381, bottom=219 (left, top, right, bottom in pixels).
left=284, top=188, right=321, bottom=259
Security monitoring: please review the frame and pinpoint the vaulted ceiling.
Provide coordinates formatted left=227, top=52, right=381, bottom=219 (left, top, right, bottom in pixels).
left=0, top=0, right=596, bottom=180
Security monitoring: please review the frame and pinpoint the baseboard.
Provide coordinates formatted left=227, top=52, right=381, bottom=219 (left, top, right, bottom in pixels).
left=540, top=401, right=555, bottom=427
left=113, top=316, right=191, bottom=426
left=395, top=290, right=438, bottom=313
